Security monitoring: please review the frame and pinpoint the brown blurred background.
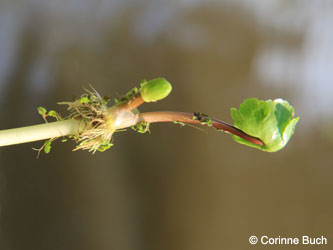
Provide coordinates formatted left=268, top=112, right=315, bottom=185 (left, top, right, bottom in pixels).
left=0, top=0, right=332, bottom=249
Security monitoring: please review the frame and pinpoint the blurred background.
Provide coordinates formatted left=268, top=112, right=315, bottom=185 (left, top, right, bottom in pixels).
left=0, top=0, right=332, bottom=249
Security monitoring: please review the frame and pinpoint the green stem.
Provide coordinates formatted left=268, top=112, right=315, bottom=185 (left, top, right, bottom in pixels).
left=0, top=106, right=140, bottom=147
left=0, top=120, right=82, bottom=147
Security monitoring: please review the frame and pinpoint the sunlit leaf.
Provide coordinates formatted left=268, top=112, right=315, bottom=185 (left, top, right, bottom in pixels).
left=230, top=98, right=299, bottom=152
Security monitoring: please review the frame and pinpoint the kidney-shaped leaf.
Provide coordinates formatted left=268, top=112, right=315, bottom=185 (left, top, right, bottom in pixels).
left=230, top=98, right=299, bottom=152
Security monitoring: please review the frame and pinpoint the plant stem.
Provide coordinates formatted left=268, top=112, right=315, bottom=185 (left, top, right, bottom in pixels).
left=0, top=120, right=83, bottom=147
left=0, top=103, right=263, bottom=148
left=118, top=95, right=145, bottom=111
left=139, top=111, right=264, bottom=146
left=0, top=94, right=145, bottom=148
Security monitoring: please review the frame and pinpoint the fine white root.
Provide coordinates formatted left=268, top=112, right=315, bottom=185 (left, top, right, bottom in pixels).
left=58, top=86, right=117, bottom=153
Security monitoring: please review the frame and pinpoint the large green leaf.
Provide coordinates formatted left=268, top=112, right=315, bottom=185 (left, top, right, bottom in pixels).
left=230, top=98, right=299, bottom=152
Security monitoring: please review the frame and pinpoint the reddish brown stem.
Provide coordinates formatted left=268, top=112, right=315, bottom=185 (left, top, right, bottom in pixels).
left=118, top=95, right=145, bottom=111
left=139, top=111, right=264, bottom=146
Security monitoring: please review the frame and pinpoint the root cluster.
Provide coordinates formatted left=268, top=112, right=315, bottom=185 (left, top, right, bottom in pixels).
left=59, top=86, right=115, bottom=153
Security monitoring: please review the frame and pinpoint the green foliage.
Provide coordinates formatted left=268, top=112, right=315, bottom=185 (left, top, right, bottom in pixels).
left=48, top=110, right=57, bottom=118
left=44, top=139, right=52, bottom=154
left=38, top=107, right=61, bottom=122
left=114, top=87, right=139, bottom=105
left=102, top=96, right=111, bottom=105
left=48, top=110, right=61, bottom=120
left=230, top=98, right=299, bottom=152
left=33, top=138, right=55, bottom=158
left=96, top=141, right=113, bottom=152
left=124, top=87, right=139, bottom=102
left=114, top=98, right=120, bottom=105
left=173, top=120, right=185, bottom=126
left=140, top=78, right=172, bottom=102
left=193, top=112, right=213, bottom=126
left=79, top=96, right=90, bottom=104
left=131, top=121, right=150, bottom=134
left=37, top=106, right=47, bottom=115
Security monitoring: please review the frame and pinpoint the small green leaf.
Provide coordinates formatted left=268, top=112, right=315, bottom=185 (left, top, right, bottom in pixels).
left=80, top=96, right=90, bottom=104
left=114, top=98, right=120, bottom=104
left=48, top=110, right=58, bottom=118
left=37, top=106, right=47, bottom=115
left=140, top=78, right=147, bottom=87
left=193, top=112, right=212, bottom=126
left=140, top=78, right=172, bottom=102
left=123, top=87, right=139, bottom=102
left=102, top=96, right=111, bottom=104
left=230, top=98, right=299, bottom=152
left=44, top=140, right=52, bottom=154
left=202, top=117, right=212, bottom=127
left=173, top=120, right=185, bottom=126
left=97, top=141, right=113, bottom=152
left=131, top=121, right=150, bottom=134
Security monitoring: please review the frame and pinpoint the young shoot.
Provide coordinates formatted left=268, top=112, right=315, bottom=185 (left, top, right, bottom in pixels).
left=0, top=77, right=299, bottom=156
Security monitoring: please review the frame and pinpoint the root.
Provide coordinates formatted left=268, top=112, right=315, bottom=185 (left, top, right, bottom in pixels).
left=59, top=85, right=115, bottom=153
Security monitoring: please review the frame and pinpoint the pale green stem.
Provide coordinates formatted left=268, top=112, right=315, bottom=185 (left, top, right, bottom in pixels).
left=0, top=120, right=82, bottom=147
left=0, top=106, right=140, bottom=147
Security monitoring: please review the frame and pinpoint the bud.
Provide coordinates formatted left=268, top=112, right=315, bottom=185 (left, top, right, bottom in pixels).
left=140, top=78, right=172, bottom=102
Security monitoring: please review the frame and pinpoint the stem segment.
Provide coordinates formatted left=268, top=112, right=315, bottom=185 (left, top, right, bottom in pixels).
left=0, top=120, right=82, bottom=147
left=0, top=104, right=263, bottom=148
left=139, top=111, right=264, bottom=146
left=118, top=95, right=145, bottom=111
